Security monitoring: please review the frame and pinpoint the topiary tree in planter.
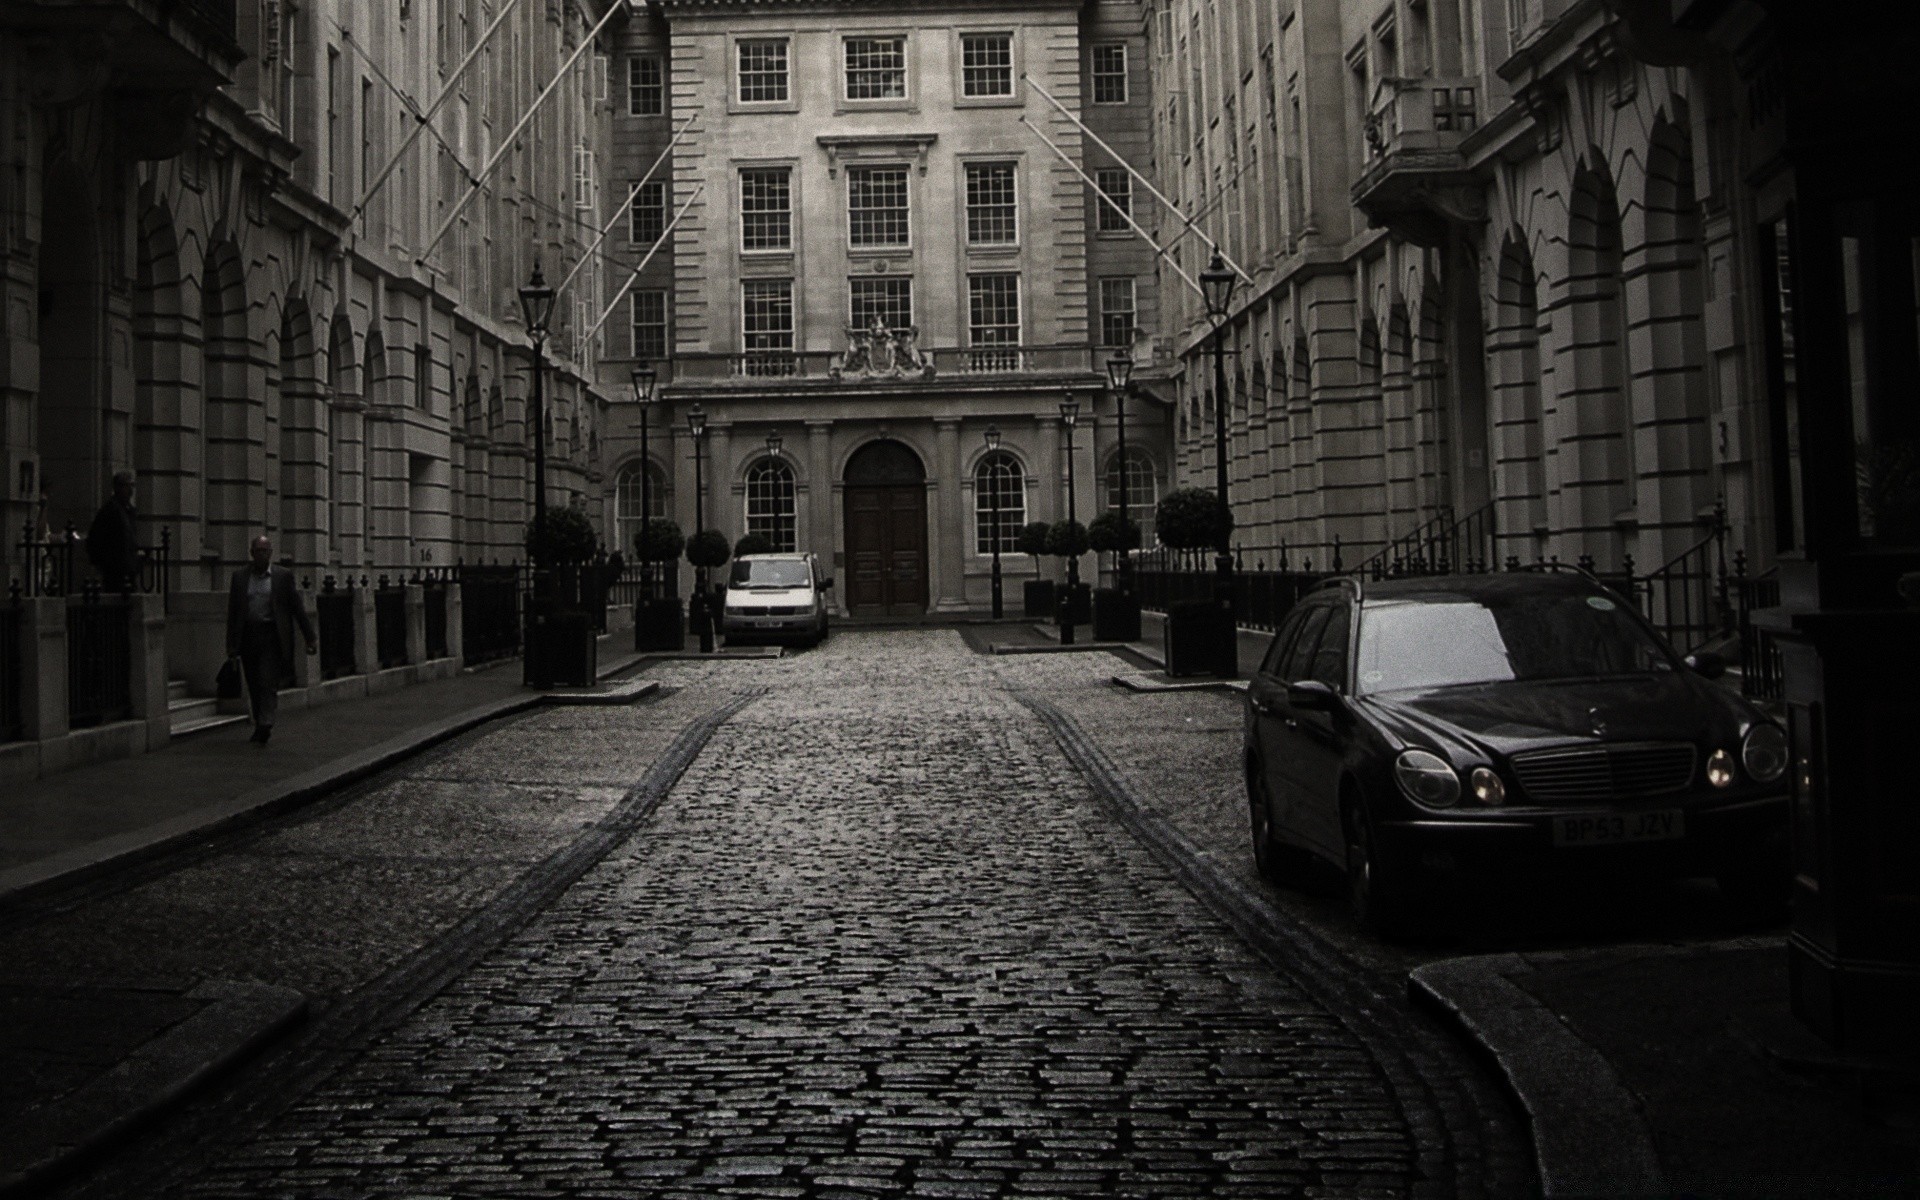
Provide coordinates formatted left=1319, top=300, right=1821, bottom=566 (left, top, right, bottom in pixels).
left=633, top=518, right=685, bottom=651
left=524, top=505, right=599, bottom=565
left=1048, top=518, right=1092, bottom=625
left=1087, top=512, right=1143, bottom=642
left=1017, top=520, right=1056, bottom=618
left=734, top=532, right=775, bottom=558
left=1086, top=512, right=1141, bottom=573
left=684, top=530, right=731, bottom=653
left=686, top=529, right=731, bottom=570
left=1154, top=487, right=1236, bottom=676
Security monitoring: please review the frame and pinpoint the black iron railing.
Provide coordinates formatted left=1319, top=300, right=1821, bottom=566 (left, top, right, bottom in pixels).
left=1354, top=503, right=1498, bottom=580
left=17, top=523, right=173, bottom=609
left=1731, top=554, right=1783, bottom=704
left=374, top=576, right=408, bottom=669
left=66, top=587, right=132, bottom=729
left=458, top=561, right=521, bottom=666
left=1, top=584, right=22, bottom=743
left=316, top=576, right=358, bottom=681
left=546, top=557, right=611, bottom=633
left=423, top=571, right=449, bottom=659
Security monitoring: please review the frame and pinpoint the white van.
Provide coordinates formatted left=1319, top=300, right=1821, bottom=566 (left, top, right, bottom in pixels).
left=720, top=553, right=833, bottom=645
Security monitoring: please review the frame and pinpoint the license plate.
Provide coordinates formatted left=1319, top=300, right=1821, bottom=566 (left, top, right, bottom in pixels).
left=1552, top=809, right=1685, bottom=847
left=754, top=618, right=783, bottom=627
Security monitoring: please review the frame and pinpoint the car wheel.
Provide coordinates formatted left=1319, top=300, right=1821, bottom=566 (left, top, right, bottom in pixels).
left=1245, top=759, right=1294, bottom=886
left=1344, top=802, right=1421, bottom=939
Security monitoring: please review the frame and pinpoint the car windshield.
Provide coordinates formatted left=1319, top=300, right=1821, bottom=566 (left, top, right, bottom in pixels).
left=1355, top=590, right=1675, bottom=693
left=730, top=559, right=810, bottom=588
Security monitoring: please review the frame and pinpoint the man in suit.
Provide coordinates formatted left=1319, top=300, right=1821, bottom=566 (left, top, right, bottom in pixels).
left=226, top=535, right=316, bottom=745
left=85, top=471, right=139, bottom=591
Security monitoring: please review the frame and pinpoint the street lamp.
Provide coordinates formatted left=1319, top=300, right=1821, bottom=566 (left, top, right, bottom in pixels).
left=1105, top=347, right=1135, bottom=597
left=765, top=428, right=783, bottom=459
left=985, top=425, right=1003, bottom=620
left=1200, top=248, right=1238, bottom=677
left=1060, top=394, right=1080, bottom=647
left=688, top=402, right=711, bottom=652
left=518, top=261, right=557, bottom=687
left=630, top=360, right=657, bottom=600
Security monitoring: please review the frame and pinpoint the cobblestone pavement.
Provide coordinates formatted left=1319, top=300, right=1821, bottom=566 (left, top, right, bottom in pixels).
left=148, top=630, right=1505, bottom=1199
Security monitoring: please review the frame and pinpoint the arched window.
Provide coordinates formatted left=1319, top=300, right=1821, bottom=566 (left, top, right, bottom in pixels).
left=974, top=452, right=1025, bottom=553
left=615, top=459, right=668, bottom=555
left=1104, top=448, right=1158, bottom=544
left=745, top=457, right=797, bottom=551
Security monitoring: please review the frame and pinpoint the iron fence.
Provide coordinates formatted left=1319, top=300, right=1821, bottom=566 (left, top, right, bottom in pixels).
left=423, top=572, right=450, bottom=660
left=1354, top=503, right=1498, bottom=580
left=1732, top=554, right=1783, bottom=703
left=66, top=587, right=131, bottom=729
left=16, top=523, right=173, bottom=610
left=316, top=576, right=358, bottom=680
left=374, top=576, right=408, bottom=669
left=459, top=561, right=521, bottom=666
left=1, top=585, right=22, bottom=743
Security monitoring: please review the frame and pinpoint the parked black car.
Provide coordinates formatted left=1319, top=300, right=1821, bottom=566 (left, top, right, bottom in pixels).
left=1243, top=569, right=1790, bottom=936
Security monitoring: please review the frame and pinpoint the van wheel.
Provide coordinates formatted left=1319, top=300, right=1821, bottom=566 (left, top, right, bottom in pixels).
left=1345, top=802, right=1421, bottom=939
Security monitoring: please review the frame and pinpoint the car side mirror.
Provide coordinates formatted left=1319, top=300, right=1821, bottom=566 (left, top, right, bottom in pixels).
left=1685, top=650, right=1726, bottom=679
left=1287, top=679, right=1337, bottom=709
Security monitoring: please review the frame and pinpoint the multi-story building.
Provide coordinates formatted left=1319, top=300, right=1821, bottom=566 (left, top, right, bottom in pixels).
left=1146, top=0, right=1782, bottom=586
left=599, top=0, right=1167, bottom=616
left=1, top=0, right=621, bottom=776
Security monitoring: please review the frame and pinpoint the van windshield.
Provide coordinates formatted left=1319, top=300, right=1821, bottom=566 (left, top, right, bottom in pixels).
left=730, top=559, right=811, bottom=588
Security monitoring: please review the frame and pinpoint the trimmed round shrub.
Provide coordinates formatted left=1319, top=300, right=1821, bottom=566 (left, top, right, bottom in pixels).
left=1155, top=487, right=1233, bottom=550
left=1046, top=518, right=1090, bottom=559
left=525, top=506, right=598, bottom=563
left=1017, top=520, right=1053, bottom=560
left=733, top=532, right=775, bottom=558
left=685, top=529, right=731, bottom=569
left=635, top=517, right=685, bottom=564
left=1086, top=512, right=1141, bottom=553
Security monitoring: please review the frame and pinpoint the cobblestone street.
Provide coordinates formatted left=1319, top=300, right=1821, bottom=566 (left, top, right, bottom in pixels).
left=108, top=630, right=1505, bottom=1199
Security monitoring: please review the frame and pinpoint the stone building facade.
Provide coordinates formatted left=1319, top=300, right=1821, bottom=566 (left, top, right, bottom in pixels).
left=1146, top=0, right=1785, bottom=584
left=597, top=0, right=1169, bottom=616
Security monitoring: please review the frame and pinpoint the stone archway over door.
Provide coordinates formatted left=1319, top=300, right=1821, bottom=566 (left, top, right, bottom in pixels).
left=843, top=439, right=928, bottom=616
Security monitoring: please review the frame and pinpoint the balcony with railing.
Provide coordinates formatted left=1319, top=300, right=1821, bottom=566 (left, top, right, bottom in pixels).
left=658, top=344, right=1105, bottom=390
left=1351, top=75, right=1485, bottom=246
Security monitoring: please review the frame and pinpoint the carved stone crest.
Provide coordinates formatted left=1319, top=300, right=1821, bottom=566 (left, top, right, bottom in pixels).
left=830, top=315, right=936, bottom=382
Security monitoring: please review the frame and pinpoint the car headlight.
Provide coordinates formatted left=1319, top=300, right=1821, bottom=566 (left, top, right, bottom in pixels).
left=1468, top=766, right=1506, bottom=806
left=1394, top=749, right=1461, bottom=809
left=1707, top=748, right=1736, bottom=788
left=1742, top=723, right=1788, bottom=784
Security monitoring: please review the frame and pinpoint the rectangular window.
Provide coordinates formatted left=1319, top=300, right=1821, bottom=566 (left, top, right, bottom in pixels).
left=1092, top=43, right=1128, bottom=104
left=629, top=180, right=666, bottom=244
left=742, top=279, right=795, bottom=375
left=631, top=289, right=668, bottom=360
left=968, top=273, right=1020, bottom=360
left=965, top=162, right=1017, bottom=245
left=326, top=46, right=341, bottom=204
left=850, top=277, right=913, bottom=331
left=844, top=36, right=907, bottom=100
left=846, top=166, right=909, bottom=247
left=414, top=345, right=432, bottom=410
left=960, top=32, right=1013, bottom=97
left=1095, top=168, right=1131, bottom=232
left=1099, top=277, right=1136, bottom=348
left=628, top=55, right=663, bottom=116
left=738, top=39, right=789, bottom=104
left=739, top=167, right=792, bottom=251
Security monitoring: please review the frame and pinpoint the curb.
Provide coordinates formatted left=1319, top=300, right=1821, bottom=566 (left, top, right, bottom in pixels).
left=0, top=980, right=308, bottom=1197
left=0, top=663, right=660, bottom=913
left=1409, top=955, right=1664, bottom=1197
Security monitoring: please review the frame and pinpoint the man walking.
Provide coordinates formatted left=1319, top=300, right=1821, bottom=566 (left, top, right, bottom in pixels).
left=86, top=471, right=139, bottom=591
left=226, top=536, right=316, bottom=745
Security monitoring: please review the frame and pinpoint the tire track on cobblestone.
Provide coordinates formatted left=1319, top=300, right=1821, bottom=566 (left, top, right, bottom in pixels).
left=1014, top=689, right=1534, bottom=1200
left=66, top=687, right=765, bottom=1200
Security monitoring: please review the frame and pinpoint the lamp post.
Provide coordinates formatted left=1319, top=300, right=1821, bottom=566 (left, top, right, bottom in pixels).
left=985, top=425, right=1003, bottom=620
left=1200, top=248, right=1238, bottom=677
left=765, top=428, right=783, bottom=460
left=630, top=360, right=657, bottom=600
left=518, top=262, right=557, bottom=687
left=688, top=402, right=711, bottom=653
left=1105, top=347, right=1135, bottom=597
left=1060, top=394, right=1080, bottom=647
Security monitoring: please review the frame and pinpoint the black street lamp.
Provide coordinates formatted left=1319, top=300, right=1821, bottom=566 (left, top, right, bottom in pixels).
left=518, top=261, right=557, bottom=687
left=1105, top=347, right=1135, bottom=597
left=630, top=360, right=657, bottom=599
left=1060, top=395, right=1080, bottom=647
left=765, top=428, right=783, bottom=460
left=1200, top=248, right=1238, bottom=677
left=985, top=425, right=1003, bottom=620
left=688, top=402, right=712, bottom=653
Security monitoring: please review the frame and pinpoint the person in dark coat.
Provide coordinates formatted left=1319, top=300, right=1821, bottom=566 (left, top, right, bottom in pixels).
left=226, top=535, right=316, bottom=745
left=86, top=471, right=139, bottom=591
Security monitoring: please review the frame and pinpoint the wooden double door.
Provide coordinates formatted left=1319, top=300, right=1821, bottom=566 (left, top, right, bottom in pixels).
left=844, top=484, right=927, bottom=615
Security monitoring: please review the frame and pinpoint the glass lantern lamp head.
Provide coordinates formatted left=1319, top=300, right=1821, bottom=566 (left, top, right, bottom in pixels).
left=1200, top=248, right=1236, bottom=321
left=984, top=425, right=1001, bottom=453
left=687, top=402, right=707, bottom=439
left=765, top=429, right=783, bottom=459
left=1060, top=395, right=1079, bottom=428
left=1105, top=347, right=1134, bottom=392
left=630, top=360, right=657, bottom=406
left=518, top=260, right=557, bottom=339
